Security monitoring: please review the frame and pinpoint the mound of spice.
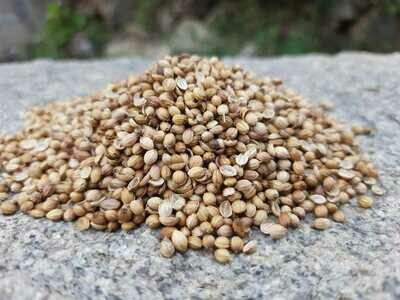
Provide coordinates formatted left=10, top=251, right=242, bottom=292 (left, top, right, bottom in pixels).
left=0, top=55, right=383, bottom=263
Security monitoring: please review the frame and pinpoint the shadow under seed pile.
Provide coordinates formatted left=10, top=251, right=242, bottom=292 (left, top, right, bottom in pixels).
left=0, top=55, right=383, bottom=263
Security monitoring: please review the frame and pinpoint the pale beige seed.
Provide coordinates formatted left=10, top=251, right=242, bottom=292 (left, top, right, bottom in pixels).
left=188, top=236, right=202, bottom=250
left=130, top=199, right=144, bottom=215
left=313, top=218, right=330, bottom=230
left=100, top=198, right=121, bottom=210
left=176, top=77, right=188, bottom=90
left=357, top=196, right=373, bottom=208
left=163, top=78, right=176, bottom=91
left=219, top=165, right=237, bottom=177
left=371, top=185, right=384, bottom=196
left=146, top=215, right=160, bottom=229
left=171, top=230, right=188, bottom=252
left=14, top=172, right=28, bottom=182
left=158, top=201, right=173, bottom=217
left=232, top=200, right=246, bottom=214
left=144, top=149, right=158, bottom=165
left=46, top=208, right=64, bottom=221
left=79, top=166, right=92, bottom=179
left=215, top=236, right=230, bottom=249
left=260, top=223, right=287, bottom=240
left=160, top=238, right=175, bottom=258
left=338, top=169, right=355, bottom=180
left=214, top=249, right=232, bottom=264
left=230, top=236, right=244, bottom=252
left=243, top=240, right=257, bottom=255
left=309, top=194, right=327, bottom=205
left=140, top=136, right=154, bottom=150
left=235, top=154, right=248, bottom=166
left=159, top=216, right=178, bottom=227
left=219, top=201, right=232, bottom=218
left=289, top=213, right=300, bottom=228
left=332, top=210, right=346, bottom=223
left=121, top=189, right=134, bottom=204
left=76, top=216, right=90, bottom=231
left=85, top=189, right=103, bottom=202
left=172, top=114, right=186, bottom=125
left=188, top=167, right=206, bottom=179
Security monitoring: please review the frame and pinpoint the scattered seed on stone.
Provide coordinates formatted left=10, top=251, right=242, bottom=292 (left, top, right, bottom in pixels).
left=0, top=54, right=381, bottom=263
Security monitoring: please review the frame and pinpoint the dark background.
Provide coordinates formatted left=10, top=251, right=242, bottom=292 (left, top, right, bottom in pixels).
left=1, top=0, right=399, bottom=62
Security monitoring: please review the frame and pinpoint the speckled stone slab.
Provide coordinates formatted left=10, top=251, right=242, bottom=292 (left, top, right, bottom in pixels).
left=1, top=53, right=399, bottom=300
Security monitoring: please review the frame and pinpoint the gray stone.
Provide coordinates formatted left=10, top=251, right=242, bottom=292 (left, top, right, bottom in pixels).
left=0, top=0, right=47, bottom=61
left=0, top=53, right=400, bottom=300
left=66, top=32, right=95, bottom=58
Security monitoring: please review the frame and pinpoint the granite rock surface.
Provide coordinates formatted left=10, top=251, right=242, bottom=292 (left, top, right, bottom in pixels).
left=0, top=53, right=400, bottom=300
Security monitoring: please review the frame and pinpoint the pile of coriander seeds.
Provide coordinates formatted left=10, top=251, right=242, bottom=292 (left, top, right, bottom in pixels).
left=0, top=54, right=384, bottom=263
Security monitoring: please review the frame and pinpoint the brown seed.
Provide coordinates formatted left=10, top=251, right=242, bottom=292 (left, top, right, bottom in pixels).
left=121, top=222, right=136, bottom=231
left=278, top=212, right=291, bottom=228
left=202, top=234, right=215, bottom=249
left=73, top=204, right=86, bottom=217
left=20, top=201, right=34, bottom=213
left=63, top=208, right=76, bottom=221
left=29, top=209, right=45, bottom=218
left=314, top=205, right=329, bottom=218
left=0, top=201, right=18, bottom=215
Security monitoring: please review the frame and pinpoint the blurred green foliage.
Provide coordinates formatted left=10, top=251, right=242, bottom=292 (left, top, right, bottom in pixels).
left=134, top=0, right=162, bottom=32
left=32, top=3, right=107, bottom=59
left=31, top=0, right=400, bottom=59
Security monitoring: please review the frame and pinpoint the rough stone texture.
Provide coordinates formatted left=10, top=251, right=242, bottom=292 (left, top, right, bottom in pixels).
left=1, top=53, right=400, bottom=300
